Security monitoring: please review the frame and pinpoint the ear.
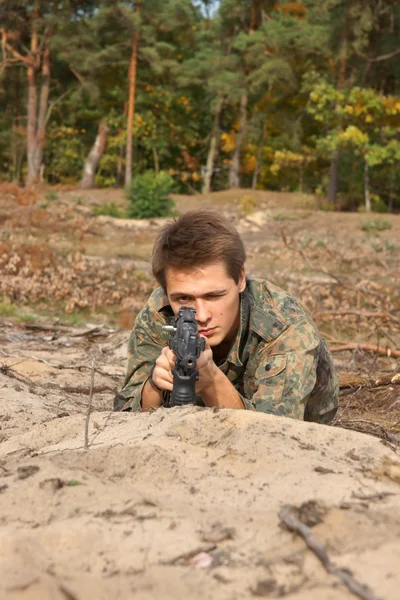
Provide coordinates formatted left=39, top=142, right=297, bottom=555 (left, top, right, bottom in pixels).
left=238, top=267, right=246, bottom=293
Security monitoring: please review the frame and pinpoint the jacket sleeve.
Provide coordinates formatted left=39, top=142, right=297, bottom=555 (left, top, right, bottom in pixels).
left=243, top=319, right=337, bottom=422
left=114, top=304, right=170, bottom=412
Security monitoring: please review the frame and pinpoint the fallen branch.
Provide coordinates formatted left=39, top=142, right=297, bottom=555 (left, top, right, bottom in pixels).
left=339, top=419, right=398, bottom=445
left=316, top=310, right=399, bottom=324
left=331, top=343, right=400, bottom=359
left=351, top=491, right=396, bottom=501
left=339, top=372, right=400, bottom=389
left=279, top=506, right=383, bottom=600
left=84, top=358, right=95, bottom=450
left=163, top=543, right=217, bottom=565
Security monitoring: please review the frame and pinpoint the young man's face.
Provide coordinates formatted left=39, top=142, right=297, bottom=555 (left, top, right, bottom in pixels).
left=165, top=261, right=246, bottom=347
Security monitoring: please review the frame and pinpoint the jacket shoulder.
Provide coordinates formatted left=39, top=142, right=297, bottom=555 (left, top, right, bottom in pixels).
left=247, top=278, right=317, bottom=341
left=135, top=286, right=171, bottom=331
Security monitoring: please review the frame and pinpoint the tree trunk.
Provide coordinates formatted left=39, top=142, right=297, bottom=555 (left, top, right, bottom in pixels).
left=388, top=165, right=395, bottom=213
left=327, top=150, right=339, bottom=206
left=26, top=43, right=51, bottom=186
left=79, top=122, right=110, bottom=189
left=252, top=120, right=267, bottom=190
left=152, top=144, right=160, bottom=174
left=26, top=23, right=38, bottom=186
left=116, top=130, right=124, bottom=187
left=202, top=100, right=222, bottom=194
left=229, top=93, right=248, bottom=189
left=364, top=160, right=371, bottom=212
left=327, top=29, right=347, bottom=206
left=125, top=2, right=141, bottom=188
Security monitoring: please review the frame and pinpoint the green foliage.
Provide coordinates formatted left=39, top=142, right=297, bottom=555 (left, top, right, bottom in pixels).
left=361, top=219, right=392, bottom=233
left=1, top=0, right=400, bottom=207
left=92, top=203, right=124, bottom=218
left=45, top=191, right=59, bottom=201
left=0, top=302, right=17, bottom=317
left=239, top=194, right=257, bottom=215
left=126, top=171, right=175, bottom=219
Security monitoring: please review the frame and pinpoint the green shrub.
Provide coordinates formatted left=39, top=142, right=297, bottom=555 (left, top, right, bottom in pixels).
left=126, top=171, right=175, bottom=219
left=361, top=219, right=392, bottom=233
left=45, top=190, right=59, bottom=201
left=239, top=194, right=257, bottom=216
left=92, top=202, right=124, bottom=218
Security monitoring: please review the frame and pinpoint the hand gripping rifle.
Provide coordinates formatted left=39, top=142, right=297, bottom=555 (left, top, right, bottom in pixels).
left=162, top=307, right=205, bottom=407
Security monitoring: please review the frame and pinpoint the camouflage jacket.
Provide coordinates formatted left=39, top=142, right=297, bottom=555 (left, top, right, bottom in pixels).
left=115, top=278, right=339, bottom=423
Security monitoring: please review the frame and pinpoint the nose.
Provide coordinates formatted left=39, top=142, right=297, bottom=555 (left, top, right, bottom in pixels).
left=194, top=300, right=211, bottom=325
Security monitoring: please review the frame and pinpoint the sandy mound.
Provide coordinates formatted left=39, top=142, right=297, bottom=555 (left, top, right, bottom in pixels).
left=1, top=404, right=399, bottom=600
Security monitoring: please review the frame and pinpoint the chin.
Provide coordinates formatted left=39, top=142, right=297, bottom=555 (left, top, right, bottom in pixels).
left=207, top=333, right=224, bottom=347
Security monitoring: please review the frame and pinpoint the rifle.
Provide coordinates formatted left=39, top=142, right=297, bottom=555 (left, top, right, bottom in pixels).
left=162, top=307, right=205, bottom=407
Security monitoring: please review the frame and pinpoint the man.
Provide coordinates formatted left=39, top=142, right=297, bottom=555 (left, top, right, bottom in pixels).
left=114, top=209, right=339, bottom=423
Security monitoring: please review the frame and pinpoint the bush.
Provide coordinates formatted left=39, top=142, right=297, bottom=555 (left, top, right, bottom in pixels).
left=92, top=202, right=124, bottom=218
left=361, top=219, right=392, bottom=233
left=126, top=171, right=175, bottom=219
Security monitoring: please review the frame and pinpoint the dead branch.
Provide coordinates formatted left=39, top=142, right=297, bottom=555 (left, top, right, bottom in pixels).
left=279, top=506, right=383, bottom=600
left=339, top=371, right=400, bottom=389
left=331, top=343, right=400, bottom=359
left=316, top=310, right=400, bottom=324
left=351, top=491, right=396, bottom=501
left=84, top=358, right=95, bottom=450
left=163, top=543, right=217, bottom=565
left=368, top=47, right=400, bottom=62
left=339, top=420, right=399, bottom=444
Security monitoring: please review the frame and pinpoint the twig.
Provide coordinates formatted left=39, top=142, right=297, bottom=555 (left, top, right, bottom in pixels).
left=341, top=420, right=399, bottom=444
left=163, top=543, right=217, bottom=565
left=351, top=491, right=396, bottom=501
left=330, top=343, right=400, bottom=358
left=279, top=506, right=383, bottom=600
left=84, top=357, right=95, bottom=450
left=316, top=310, right=400, bottom=324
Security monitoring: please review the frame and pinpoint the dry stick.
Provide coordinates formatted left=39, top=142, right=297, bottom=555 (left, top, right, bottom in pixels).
left=330, top=342, right=400, bottom=359
left=279, top=507, right=383, bottom=600
left=84, top=357, right=95, bottom=450
left=316, top=310, right=400, bottom=324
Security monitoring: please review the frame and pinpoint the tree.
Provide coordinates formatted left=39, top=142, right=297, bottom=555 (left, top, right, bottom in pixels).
left=0, top=0, right=97, bottom=185
left=79, top=121, right=109, bottom=189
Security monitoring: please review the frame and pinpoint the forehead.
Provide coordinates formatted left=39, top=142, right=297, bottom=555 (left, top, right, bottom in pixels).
left=165, top=261, right=231, bottom=294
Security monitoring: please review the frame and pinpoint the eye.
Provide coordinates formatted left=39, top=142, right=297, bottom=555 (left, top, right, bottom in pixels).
left=177, top=296, right=191, bottom=304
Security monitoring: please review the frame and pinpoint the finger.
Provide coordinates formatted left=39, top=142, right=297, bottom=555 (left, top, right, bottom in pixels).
left=202, top=336, right=211, bottom=350
left=157, top=348, right=175, bottom=369
left=152, top=365, right=174, bottom=389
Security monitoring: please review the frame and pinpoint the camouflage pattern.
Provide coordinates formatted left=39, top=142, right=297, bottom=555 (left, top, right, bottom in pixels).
left=115, top=278, right=339, bottom=423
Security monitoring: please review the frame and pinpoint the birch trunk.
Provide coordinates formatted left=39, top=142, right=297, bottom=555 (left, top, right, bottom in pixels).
left=252, top=120, right=267, bottom=190
left=202, top=100, right=222, bottom=194
left=79, top=122, right=110, bottom=189
left=364, top=160, right=371, bottom=212
left=327, top=150, right=339, bottom=206
left=228, top=93, right=248, bottom=189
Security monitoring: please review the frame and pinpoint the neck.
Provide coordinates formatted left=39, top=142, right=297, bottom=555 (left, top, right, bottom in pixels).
left=212, top=340, right=232, bottom=365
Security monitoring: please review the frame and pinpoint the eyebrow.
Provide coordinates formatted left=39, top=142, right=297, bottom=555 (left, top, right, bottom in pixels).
left=169, top=289, right=227, bottom=300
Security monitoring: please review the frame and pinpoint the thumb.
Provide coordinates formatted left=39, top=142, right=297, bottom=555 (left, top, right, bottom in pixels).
left=201, top=335, right=211, bottom=350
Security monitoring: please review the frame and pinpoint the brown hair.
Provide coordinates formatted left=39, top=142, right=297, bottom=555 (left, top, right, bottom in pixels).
left=152, top=209, right=246, bottom=289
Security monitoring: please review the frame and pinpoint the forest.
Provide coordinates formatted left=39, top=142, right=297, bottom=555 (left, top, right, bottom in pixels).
left=1, top=0, right=400, bottom=212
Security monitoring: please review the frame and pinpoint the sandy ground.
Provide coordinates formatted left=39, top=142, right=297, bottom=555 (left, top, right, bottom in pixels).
left=1, top=322, right=400, bottom=600
left=1, top=185, right=400, bottom=599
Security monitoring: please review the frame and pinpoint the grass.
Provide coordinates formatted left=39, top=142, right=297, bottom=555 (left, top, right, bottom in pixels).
left=45, top=191, right=59, bottom=201
left=0, top=299, right=113, bottom=328
left=361, top=219, right=392, bottom=233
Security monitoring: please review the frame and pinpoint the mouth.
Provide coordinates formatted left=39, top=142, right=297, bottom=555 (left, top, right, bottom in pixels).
left=199, top=327, right=216, bottom=337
